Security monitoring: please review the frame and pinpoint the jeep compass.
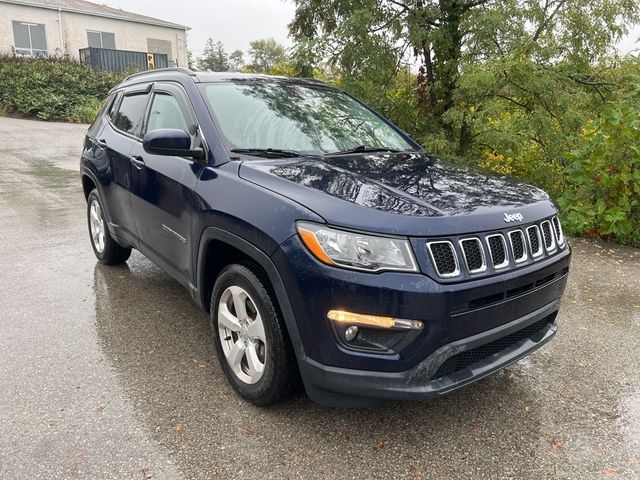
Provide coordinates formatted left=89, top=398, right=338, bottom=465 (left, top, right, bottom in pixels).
left=80, top=68, right=571, bottom=407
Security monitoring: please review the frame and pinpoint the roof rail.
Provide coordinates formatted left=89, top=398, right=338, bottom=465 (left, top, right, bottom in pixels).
left=124, top=67, right=197, bottom=82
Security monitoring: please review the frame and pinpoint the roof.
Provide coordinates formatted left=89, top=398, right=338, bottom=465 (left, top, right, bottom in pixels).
left=1, top=0, right=190, bottom=30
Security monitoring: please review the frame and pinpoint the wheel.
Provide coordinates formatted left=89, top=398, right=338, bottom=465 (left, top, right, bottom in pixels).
left=210, top=264, right=295, bottom=405
left=87, top=189, right=131, bottom=265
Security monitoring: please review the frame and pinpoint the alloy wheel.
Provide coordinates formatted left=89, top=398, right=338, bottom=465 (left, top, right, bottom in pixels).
left=217, top=285, right=267, bottom=384
left=89, top=199, right=105, bottom=254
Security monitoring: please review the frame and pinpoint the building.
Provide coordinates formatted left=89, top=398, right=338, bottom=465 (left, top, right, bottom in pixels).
left=0, top=0, right=189, bottom=67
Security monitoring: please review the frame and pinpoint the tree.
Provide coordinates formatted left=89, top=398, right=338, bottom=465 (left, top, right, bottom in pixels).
left=228, top=49, right=244, bottom=71
left=198, top=38, right=229, bottom=72
left=247, top=38, right=288, bottom=73
left=289, top=0, right=640, bottom=156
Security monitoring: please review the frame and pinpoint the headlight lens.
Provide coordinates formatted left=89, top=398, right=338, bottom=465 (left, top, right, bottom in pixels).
left=296, top=222, right=418, bottom=272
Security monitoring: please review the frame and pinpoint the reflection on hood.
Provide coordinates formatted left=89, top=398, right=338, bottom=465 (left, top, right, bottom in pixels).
left=255, top=152, right=548, bottom=217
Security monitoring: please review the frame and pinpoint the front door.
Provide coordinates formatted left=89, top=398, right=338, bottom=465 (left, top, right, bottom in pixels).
left=130, top=82, right=205, bottom=286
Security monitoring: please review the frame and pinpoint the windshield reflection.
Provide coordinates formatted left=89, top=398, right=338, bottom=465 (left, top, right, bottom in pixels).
left=202, top=81, right=413, bottom=155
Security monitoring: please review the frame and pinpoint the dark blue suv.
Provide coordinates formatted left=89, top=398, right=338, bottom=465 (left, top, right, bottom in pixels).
left=81, top=68, right=571, bottom=407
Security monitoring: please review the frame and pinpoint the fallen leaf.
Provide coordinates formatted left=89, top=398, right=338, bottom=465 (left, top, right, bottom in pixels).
left=175, top=423, right=183, bottom=431
left=240, top=427, right=253, bottom=437
left=407, top=466, right=422, bottom=480
left=342, top=431, right=350, bottom=442
left=372, top=439, right=385, bottom=452
left=602, top=468, right=620, bottom=477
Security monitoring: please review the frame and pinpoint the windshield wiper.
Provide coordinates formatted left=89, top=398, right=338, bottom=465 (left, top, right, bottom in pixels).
left=324, top=145, right=404, bottom=156
left=230, top=148, right=304, bottom=159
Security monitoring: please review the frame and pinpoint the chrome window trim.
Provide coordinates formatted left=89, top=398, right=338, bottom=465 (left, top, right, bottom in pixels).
left=526, top=225, right=544, bottom=259
left=485, top=234, right=510, bottom=270
left=458, top=237, right=487, bottom=274
left=426, top=241, right=461, bottom=278
left=540, top=220, right=557, bottom=253
left=508, top=229, right=528, bottom=264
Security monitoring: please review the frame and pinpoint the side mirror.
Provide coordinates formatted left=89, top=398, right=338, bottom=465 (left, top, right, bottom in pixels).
left=143, top=128, right=204, bottom=160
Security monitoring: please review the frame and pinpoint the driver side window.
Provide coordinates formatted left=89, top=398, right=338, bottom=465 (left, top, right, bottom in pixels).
left=147, top=93, right=189, bottom=132
left=146, top=91, right=200, bottom=150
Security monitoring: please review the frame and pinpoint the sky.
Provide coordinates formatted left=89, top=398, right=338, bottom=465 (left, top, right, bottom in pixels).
left=104, top=0, right=296, bottom=58
left=102, top=0, right=639, bottom=59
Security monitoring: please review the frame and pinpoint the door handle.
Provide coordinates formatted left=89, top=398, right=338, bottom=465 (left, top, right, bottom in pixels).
left=96, top=138, right=107, bottom=148
left=129, top=155, right=145, bottom=169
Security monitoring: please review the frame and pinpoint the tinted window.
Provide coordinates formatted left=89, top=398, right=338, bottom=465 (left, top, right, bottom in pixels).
left=112, top=93, right=148, bottom=137
left=147, top=93, right=189, bottom=132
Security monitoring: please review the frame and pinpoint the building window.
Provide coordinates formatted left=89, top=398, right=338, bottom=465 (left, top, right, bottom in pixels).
left=87, top=31, right=115, bottom=49
left=12, top=21, right=47, bottom=57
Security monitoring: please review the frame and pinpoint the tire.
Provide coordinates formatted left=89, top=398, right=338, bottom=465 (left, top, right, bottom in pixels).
left=210, top=264, right=295, bottom=406
left=87, top=189, right=132, bottom=265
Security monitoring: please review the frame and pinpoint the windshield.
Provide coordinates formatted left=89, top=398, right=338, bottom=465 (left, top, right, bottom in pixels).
left=201, top=82, right=413, bottom=156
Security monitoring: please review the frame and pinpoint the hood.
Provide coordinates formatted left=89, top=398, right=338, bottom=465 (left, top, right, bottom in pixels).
left=238, top=151, right=556, bottom=236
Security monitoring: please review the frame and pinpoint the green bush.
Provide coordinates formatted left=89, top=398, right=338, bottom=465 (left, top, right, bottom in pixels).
left=558, top=97, right=640, bottom=246
left=0, top=54, right=124, bottom=123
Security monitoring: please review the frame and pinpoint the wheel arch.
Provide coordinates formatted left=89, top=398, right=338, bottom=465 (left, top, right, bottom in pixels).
left=196, top=227, right=306, bottom=360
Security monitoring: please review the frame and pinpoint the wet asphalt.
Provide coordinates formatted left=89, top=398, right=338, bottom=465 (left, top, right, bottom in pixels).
left=0, top=116, right=639, bottom=480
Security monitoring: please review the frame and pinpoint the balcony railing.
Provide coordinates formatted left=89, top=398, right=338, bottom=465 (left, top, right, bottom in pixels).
left=79, top=47, right=169, bottom=73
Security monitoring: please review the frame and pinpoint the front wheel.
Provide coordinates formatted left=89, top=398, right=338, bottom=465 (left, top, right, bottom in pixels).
left=210, top=264, right=295, bottom=405
left=87, top=190, right=131, bottom=265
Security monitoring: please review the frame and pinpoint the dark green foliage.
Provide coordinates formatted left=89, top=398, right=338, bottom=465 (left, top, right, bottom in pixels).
left=0, top=54, right=123, bottom=123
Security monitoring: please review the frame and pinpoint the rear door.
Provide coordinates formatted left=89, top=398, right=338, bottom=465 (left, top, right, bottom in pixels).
left=129, top=82, right=205, bottom=286
left=97, top=85, right=151, bottom=246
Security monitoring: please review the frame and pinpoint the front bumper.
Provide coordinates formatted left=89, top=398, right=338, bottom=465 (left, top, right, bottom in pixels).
left=272, top=235, right=570, bottom=406
left=298, top=299, right=559, bottom=407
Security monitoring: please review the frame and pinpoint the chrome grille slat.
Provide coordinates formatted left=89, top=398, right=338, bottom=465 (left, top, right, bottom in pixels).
left=552, top=216, right=565, bottom=246
left=526, top=225, right=543, bottom=259
left=508, top=229, right=528, bottom=264
left=459, top=238, right=486, bottom=274
left=427, top=241, right=460, bottom=278
left=486, top=234, right=509, bottom=269
left=540, top=220, right=557, bottom=252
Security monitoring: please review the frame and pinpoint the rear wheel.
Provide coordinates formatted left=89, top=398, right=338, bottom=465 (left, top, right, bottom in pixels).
left=210, top=264, right=295, bottom=405
left=87, top=190, right=131, bottom=265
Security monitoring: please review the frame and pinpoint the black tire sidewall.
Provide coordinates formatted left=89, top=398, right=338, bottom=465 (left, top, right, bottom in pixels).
left=210, top=264, right=290, bottom=405
left=86, top=189, right=131, bottom=264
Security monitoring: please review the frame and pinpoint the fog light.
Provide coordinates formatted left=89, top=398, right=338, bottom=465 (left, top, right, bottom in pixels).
left=327, top=310, right=423, bottom=330
left=344, top=325, right=359, bottom=341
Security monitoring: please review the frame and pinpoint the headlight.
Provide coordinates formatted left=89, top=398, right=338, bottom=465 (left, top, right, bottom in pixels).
left=296, top=222, right=418, bottom=272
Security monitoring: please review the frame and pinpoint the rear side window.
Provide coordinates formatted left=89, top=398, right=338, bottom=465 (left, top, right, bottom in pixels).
left=87, top=92, right=115, bottom=137
left=112, top=92, right=148, bottom=138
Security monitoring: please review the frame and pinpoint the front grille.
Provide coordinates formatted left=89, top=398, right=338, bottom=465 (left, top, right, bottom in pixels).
left=509, top=230, right=527, bottom=263
left=460, top=238, right=486, bottom=273
left=423, top=216, right=565, bottom=280
left=526, top=225, right=543, bottom=258
left=486, top=234, right=509, bottom=269
left=552, top=216, right=564, bottom=245
left=427, top=241, right=459, bottom=277
left=431, top=317, right=554, bottom=380
left=540, top=220, right=556, bottom=251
